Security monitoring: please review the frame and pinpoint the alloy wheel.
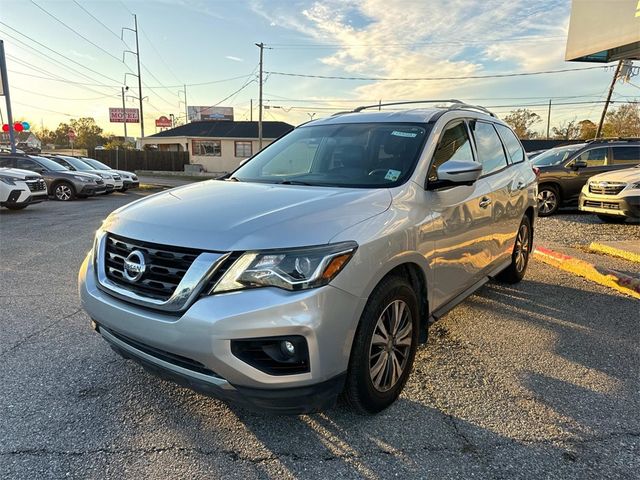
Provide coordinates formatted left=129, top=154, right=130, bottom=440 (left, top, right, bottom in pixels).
left=538, top=190, right=556, bottom=214
left=56, top=184, right=72, bottom=201
left=368, top=299, right=413, bottom=392
left=514, top=223, right=530, bottom=273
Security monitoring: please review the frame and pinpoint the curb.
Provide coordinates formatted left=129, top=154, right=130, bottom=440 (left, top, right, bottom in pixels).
left=533, top=246, right=640, bottom=300
left=589, top=242, right=640, bottom=264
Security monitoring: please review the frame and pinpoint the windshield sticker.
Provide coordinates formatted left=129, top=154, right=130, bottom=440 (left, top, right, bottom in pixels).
left=391, top=131, right=418, bottom=138
left=385, top=169, right=401, bottom=181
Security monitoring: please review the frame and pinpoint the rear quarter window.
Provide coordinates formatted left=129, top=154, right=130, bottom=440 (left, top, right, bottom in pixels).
left=612, top=146, right=640, bottom=165
left=495, top=124, right=526, bottom=164
left=469, top=120, right=509, bottom=175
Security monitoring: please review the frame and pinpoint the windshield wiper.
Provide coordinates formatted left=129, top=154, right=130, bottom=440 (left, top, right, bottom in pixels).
left=276, top=179, right=313, bottom=186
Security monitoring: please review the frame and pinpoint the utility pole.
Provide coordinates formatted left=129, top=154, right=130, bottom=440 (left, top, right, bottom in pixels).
left=250, top=99, right=253, bottom=122
left=0, top=40, right=17, bottom=154
left=122, top=15, right=144, bottom=138
left=256, top=42, right=264, bottom=150
left=121, top=86, right=129, bottom=141
left=596, top=60, right=623, bottom=139
left=546, top=99, right=551, bottom=139
left=183, top=84, right=188, bottom=123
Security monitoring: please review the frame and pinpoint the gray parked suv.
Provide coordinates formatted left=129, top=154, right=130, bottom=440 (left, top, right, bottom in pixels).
left=79, top=101, right=537, bottom=414
left=0, top=154, right=106, bottom=200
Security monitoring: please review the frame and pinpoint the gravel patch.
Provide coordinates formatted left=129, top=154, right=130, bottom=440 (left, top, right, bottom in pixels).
left=536, top=211, right=640, bottom=247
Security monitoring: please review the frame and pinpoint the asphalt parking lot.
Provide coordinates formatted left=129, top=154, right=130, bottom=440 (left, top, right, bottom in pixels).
left=1, top=193, right=639, bottom=479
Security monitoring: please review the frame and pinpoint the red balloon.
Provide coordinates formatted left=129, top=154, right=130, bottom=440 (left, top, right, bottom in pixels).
left=2, top=124, right=8, bottom=132
left=14, top=123, right=24, bottom=132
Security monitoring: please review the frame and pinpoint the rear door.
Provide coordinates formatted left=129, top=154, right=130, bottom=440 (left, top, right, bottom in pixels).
left=564, top=147, right=611, bottom=201
left=611, top=145, right=640, bottom=167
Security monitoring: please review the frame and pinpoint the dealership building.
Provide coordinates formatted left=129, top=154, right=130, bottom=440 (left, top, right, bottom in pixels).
left=139, top=120, right=294, bottom=172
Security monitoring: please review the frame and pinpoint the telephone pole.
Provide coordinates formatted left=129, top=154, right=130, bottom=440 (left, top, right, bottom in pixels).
left=122, top=15, right=144, bottom=138
left=255, top=42, right=264, bottom=150
left=546, top=99, right=551, bottom=139
left=121, top=86, right=128, bottom=141
left=595, top=60, right=623, bottom=139
left=183, top=84, right=188, bottom=123
left=250, top=99, right=253, bottom=122
left=0, top=40, right=16, bottom=154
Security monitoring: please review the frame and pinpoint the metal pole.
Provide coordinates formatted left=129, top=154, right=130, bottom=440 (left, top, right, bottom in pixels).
left=256, top=42, right=264, bottom=150
left=121, top=87, right=128, bottom=141
left=250, top=99, right=253, bottom=122
left=184, top=84, right=188, bottom=123
left=596, top=60, right=623, bottom=139
left=133, top=14, right=144, bottom=138
left=0, top=40, right=17, bottom=154
left=546, top=99, right=551, bottom=139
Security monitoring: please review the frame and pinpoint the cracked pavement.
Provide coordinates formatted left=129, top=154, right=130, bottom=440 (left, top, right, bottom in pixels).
left=1, top=192, right=639, bottom=479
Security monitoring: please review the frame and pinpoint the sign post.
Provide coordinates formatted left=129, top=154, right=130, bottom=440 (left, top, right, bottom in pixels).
left=68, top=129, right=76, bottom=155
left=0, top=40, right=17, bottom=154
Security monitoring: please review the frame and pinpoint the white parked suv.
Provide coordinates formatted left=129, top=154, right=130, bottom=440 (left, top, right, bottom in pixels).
left=579, top=164, right=640, bottom=222
left=0, top=167, right=48, bottom=210
left=79, top=101, right=538, bottom=414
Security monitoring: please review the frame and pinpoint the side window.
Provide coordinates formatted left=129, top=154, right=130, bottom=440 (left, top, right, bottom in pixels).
left=469, top=120, right=509, bottom=175
left=574, top=147, right=608, bottom=167
left=612, top=146, right=640, bottom=165
left=0, top=157, right=15, bottom=168
left=428, top=121, right=474, bottom=181
left=16, top=158, right=38, bottom=170
left=495, top=124, right=525, bottom=164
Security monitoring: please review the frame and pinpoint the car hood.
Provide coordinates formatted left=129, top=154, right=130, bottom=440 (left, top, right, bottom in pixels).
left=0, top=167, right=40, bottom=179
left=588, top=166, right=640, bottom=183
left=56, top=170, right=101, bottom=181
left=103, top=180, right=392, bottom=251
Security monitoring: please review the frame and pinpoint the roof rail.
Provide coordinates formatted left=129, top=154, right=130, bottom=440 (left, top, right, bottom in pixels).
left=351, top=99, right=496, bottom=117
left=584, top=137, right=640, bottom=143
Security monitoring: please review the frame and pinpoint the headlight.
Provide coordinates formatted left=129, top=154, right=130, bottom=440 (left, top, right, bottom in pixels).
left=73, top=175, right=92, bottom=183
left=0, top=176, right=21, bottom=185
left=213, top=242, right=358, bottom=293
left=99, top=173, right=111, bottom=179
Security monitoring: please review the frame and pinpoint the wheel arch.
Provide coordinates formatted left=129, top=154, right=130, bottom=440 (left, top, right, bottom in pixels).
left=538, top=181, right=563, bottom=201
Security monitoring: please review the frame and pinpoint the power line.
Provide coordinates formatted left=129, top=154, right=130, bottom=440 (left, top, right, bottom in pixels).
left=265, top=66, right=605, bottom=82
left=12, top=86, right=117, bottom=101
left=72, top=0, right=123, bottom=41
left=30, top=0, right=128, bottom=66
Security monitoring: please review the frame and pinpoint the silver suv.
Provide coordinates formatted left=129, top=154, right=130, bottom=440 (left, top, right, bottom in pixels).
left=79, top=101, right=537, bottom=414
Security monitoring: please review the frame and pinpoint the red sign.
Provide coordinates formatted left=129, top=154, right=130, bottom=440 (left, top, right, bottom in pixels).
left=155, top=115, right=172, bottom=128
left=109, top=107, right=140, bottom=123
left=68, top=130, right=76, bottom=141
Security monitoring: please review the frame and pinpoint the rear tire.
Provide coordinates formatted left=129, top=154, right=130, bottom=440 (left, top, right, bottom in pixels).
left=6, top=204, right=28, bottom=210
left=53, top=181, right=75, bottom=201
left=537, top=185, right=560, bottom=216
left=496, top=215, right=532, bottom=284
left=344, top=275, right=419, bottom=414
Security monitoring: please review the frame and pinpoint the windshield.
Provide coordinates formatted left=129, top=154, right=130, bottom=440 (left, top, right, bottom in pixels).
left=233, top=123, right=430, bottom=188
left=532, top=145, right=582, bottom=167
left=82, top=158, right=110, bottom=170
left=58, top=156, right=94, bottom=171
left=30, top=156, right=69, bottom=171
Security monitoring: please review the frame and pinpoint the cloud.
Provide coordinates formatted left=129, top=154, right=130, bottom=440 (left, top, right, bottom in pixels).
left=250, top=0, right=572, bottom=101
left=68, top=49, right=95, bottom=61
left=225, top=55, right=244, bottom=62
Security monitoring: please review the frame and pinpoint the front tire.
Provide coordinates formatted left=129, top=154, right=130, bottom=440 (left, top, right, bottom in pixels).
left=344, top=275, right=420, bottom=414
left=6, top=204, right=28, bottom=210
left=537, top=185, right=560, bottom=216
left=53, top=181, right=75, bottom=201
left=496, top=215, right=532, bottom=284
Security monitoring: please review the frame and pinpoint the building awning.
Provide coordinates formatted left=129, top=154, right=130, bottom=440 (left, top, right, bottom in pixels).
left=565, top=0, right=640, bottom=62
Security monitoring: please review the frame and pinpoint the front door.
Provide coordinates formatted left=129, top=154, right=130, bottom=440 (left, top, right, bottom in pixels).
left=564, top=147, right=612, bottom=201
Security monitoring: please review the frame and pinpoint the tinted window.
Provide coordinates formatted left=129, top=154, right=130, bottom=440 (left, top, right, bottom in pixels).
left=575, top=147, right=608, bottom=167
left=470, top=121, right=508, bottom=175
left=235, top=123, right=429, bottom=188
left=532, top=146, right=582, bottom=166
left=612, top=146, right=640, bottom=165
left=428, top=121, right=474, bottom=181
left=495, top=124, right=525, bottom=163
left=30, top=156, right=69, bottom=171
left=0, top=157, right=15, bottom=168
left=16, top=158, right=38, bottom=170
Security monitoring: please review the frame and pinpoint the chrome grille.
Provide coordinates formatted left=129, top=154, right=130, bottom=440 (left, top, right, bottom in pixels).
left=26, top=179, right=47, bottom=192
left=105, top=234, right=199, bottom=301
left=588, top=183, right=626, bottom=195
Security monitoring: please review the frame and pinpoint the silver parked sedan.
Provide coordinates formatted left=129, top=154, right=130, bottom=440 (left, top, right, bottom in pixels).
left=79, top=101, right=538, bottom=414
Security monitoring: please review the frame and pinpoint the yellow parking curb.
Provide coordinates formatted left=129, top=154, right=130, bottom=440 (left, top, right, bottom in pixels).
left=533, top=247, right=640, bottom=300
left=589, top=242, right=640, bottom=264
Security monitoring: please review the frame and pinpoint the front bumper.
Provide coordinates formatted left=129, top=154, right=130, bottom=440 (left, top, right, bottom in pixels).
left=122, top=180, right=139, bottom=189
left=79, top=184, right=107, bottom=196
left=579, top=192, right=640, bottom=218
left=78, top=254, right=362, bottom=413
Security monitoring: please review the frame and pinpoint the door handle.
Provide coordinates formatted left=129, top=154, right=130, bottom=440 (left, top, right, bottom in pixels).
left=510, top=180, right=526, bottom=194
left=479, top=197, right=492, bottom=209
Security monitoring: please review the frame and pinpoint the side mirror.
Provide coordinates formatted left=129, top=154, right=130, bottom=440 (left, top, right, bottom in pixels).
left=427, top=160, right=482, bottom=190
left=35, top=167, right=45, bottom=174
left=572, top=159, right=587, bottom=170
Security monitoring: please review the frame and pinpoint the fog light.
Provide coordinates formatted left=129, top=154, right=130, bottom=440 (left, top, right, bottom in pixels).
left=281, top=340, right=296, bottom=357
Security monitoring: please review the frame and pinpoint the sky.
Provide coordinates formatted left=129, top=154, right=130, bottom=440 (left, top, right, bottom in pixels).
left=0, top=0, right=638, bottom=138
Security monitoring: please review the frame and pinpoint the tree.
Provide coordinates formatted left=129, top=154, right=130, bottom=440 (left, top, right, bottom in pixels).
left=577, top=119, right=597, bottom=140
left=69, top=117, right=106, bottom=149
left=601, top=102, right=640, bottom=137
left=503, top=108, right=541, bottom=139
left=552, top=120, right=580, bottom=140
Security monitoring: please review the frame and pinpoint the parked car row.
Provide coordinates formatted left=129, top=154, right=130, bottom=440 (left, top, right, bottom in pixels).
left=0, top=153, right=138, bottom=208
left=531, top=138, right=640, bottom=222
